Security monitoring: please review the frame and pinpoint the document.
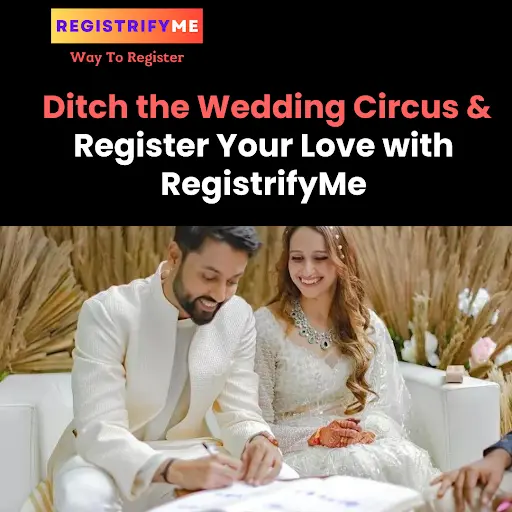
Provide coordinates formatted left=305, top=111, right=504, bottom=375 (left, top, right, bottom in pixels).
left=152, top=475, right=425, bottom=512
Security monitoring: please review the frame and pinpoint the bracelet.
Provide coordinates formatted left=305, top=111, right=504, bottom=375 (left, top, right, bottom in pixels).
left=161, top=458, right=178, bottom=484
left=250, top=431, right=280, bottom=448
left=308, top=427, right=322, bottom=446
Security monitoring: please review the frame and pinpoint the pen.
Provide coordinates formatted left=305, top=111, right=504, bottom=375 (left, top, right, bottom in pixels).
left=202, top=442, right=217, bottom=456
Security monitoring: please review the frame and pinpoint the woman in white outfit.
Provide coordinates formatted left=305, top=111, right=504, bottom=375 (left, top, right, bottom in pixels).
left=253, top=225, right=440, bottom=493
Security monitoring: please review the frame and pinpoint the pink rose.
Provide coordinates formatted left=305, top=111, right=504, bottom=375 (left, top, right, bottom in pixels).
left=470, top=337, right=496, bottom=367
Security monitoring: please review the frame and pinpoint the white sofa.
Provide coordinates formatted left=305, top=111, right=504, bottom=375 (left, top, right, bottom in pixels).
left=0, top=362, right=502, bottom=512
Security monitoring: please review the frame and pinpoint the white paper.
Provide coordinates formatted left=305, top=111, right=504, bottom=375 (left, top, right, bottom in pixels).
left=152, top=475, right=425, bottom=512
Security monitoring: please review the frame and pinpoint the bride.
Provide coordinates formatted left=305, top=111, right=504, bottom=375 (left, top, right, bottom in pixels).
left=254, top=225, right=440, bottom=492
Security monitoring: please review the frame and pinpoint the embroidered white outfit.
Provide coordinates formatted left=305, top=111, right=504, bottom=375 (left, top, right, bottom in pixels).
left=42, top=262, right=279, bottom=512
left=254, top=306, right=440, bottom=492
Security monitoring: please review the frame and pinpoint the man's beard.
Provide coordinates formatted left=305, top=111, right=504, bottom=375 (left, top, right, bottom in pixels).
left=172, top=268, right=224, bottom=325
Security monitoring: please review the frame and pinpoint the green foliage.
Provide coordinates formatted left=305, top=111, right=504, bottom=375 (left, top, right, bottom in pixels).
left=388, top=327, right=405, bottom=362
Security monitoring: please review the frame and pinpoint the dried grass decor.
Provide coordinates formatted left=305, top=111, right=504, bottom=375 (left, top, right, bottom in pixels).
left=238, top=226, right=285, bottom=309
left=43, top=226, right=173, bottom=296
left=346, top=226, right=512, bottom=435
left=0, top=226, right=87, bottom=379
left=41, top=225, right=287, bottom=309
left=0, top=225, right=287, bottom=381
left=487, top=366, right=512, bottom=435
left=41, top=225, right=285, bottom=310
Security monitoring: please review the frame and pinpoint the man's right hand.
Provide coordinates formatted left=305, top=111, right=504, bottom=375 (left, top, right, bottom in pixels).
left=166, top=454, right=243, bottom=491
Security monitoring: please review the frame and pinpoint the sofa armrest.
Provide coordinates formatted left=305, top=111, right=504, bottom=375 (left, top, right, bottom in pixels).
left=399, top=362, right=501, bottom=472
left=0, top=373, right=73, bottom=512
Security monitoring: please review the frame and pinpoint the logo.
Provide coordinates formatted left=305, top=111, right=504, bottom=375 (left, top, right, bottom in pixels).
left=51, top=8, right=203, bottom=44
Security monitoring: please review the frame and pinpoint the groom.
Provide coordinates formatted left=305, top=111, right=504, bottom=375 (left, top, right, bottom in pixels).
left=49, top=226, right=286, bottom=512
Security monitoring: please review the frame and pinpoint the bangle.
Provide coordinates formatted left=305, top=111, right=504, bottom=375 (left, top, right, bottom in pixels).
left=307, top=427, right=323, bottom=446
left=161, top=458, right=178, bottom=484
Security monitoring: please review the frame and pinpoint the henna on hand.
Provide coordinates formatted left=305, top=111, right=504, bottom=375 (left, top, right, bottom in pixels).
left=307, top=423, right=358, bottom=448
left=330, top=419, right=362, bottom=432
left=307, top=418, right=369, bottom=448
left=354, top=431, right=376, bottom=445
left=322, top=426, right=358, bottom=447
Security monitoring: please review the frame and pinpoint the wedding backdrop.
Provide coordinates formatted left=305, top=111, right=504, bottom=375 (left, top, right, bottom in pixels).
left=0, top=225, right=510, bottom=433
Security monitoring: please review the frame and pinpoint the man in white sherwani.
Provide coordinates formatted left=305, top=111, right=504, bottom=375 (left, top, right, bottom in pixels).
left=49, top=226, right=291, bottom=512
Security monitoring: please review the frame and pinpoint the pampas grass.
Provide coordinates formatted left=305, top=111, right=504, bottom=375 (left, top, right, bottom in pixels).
left=0, top=226, right=87, bottom=375
left=347, top=226, right=512, bottom=435
left=0, top=225, right=286, bottom=378
left=43, top=225, right=284, bottom=309
left=238, top=226, right=285, bottom=308
left=347, top=226, right=512, bottom=369
left=43, top=226, right=173, bottom=296
left=487, top=367, right=512, bottom=436
left=1, top=226, right=173, bottom=377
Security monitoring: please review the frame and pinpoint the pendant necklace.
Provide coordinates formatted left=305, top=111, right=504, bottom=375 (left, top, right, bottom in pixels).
left=290, top=299, right=333, bottom=350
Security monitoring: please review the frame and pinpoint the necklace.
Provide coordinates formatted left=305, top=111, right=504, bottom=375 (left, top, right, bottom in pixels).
left=290, top=299, right=333, bottom=350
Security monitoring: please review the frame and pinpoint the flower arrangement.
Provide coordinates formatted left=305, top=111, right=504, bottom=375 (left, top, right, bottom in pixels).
left=346, top=226, right=512, bottom=435
left=396, top=287, right=511, bottom=372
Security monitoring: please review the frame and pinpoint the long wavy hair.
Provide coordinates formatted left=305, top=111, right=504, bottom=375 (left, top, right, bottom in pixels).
left=270, top=226, right=377, bottom=415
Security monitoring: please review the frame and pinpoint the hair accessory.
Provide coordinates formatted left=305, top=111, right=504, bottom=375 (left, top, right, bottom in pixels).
left=335, top=234, right=339, bottom=239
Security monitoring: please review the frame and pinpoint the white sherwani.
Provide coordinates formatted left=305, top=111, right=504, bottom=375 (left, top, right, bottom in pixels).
left=48, top=263, right=274, bottom=504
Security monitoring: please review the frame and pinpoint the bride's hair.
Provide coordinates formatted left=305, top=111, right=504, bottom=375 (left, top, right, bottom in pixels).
left=269, top=226, right=377, bottom=415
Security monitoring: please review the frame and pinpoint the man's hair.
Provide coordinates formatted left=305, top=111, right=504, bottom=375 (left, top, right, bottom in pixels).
left=173, top=226, right=261, bottom=258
